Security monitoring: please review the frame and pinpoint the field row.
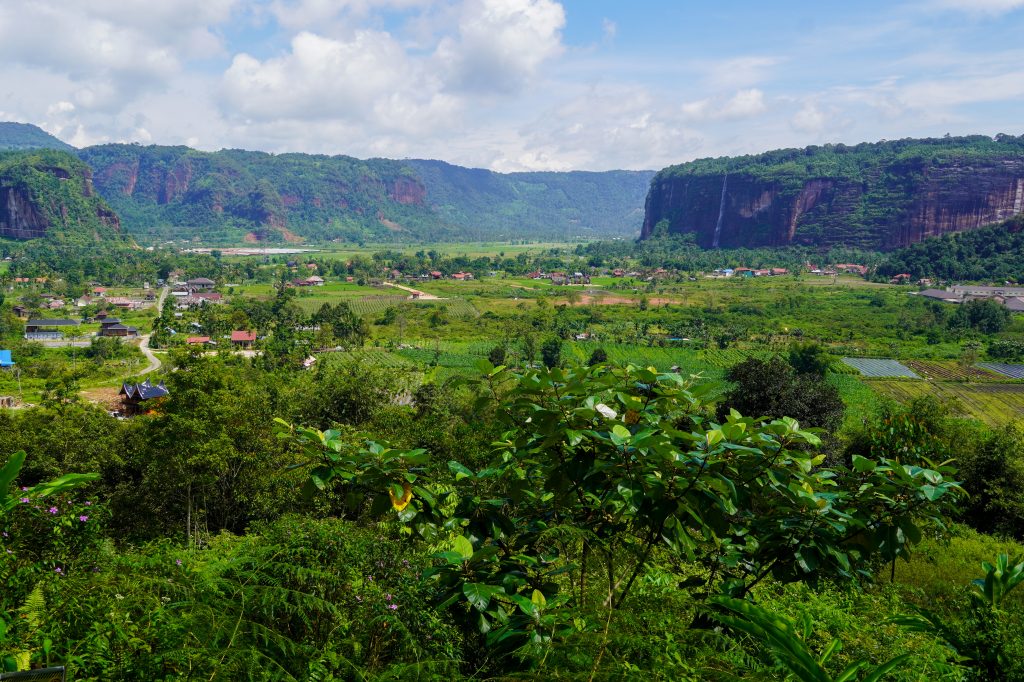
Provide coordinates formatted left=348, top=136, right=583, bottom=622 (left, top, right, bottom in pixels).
left=870, top=380, right=1024, bottom=427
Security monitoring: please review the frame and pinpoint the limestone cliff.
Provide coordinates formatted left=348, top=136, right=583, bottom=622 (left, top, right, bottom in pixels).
left=0, top=150, right=120, bottom=241
left=642, top=135, right=1024, bottom=250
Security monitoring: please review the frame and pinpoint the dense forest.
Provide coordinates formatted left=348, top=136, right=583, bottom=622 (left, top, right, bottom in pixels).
left=0, top=149, right=123, bottom=243
left=879, top=214, right=1024, bottom=281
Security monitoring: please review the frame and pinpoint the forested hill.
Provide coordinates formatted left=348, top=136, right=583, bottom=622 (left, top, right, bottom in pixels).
left=0, top=122, right=74, bottom=152
left=404, top=159, right=653, bottom=240
left=0, top=149, right=123, bottom=243
left=643, top=135, right=1024, bottom=250
left=878, top=214, right=1024, bottom=281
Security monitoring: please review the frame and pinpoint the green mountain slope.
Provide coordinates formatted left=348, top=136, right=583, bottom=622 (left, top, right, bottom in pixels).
left=878, top=214, right=1024, bottom=281
left=643, top=135, right=1024, bottom=250
left=0, top=149, right=123, bottom=243
left=404, top=159, right=653, bottom=240
left=75, top=144, right=652, bottom=244
left=0, top=122, right=74, bottom=152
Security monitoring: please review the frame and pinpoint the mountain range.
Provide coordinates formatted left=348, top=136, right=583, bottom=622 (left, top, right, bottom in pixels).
left=0, top=123, right=653, bottom=244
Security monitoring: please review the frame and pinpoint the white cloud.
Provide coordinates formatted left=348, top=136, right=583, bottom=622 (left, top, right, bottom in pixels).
left=602, top=18, right=617, bottom=41
left=436, top=0, right=566, bottom=93
left=930, top=0, right=1024, bottom=14
left=681, top=89, right=767, bottom=122
left=790, top=102, right=827, bottom=133
left=222, top=30, right=460, bottom=135
left=702, top=56, right=782, bottom=90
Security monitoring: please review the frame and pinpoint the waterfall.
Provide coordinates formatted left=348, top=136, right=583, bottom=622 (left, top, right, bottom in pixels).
left=712, top=174, right=728, bottom=248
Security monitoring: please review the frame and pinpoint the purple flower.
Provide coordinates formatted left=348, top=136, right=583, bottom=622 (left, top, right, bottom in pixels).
left=54, top=567, right=63, bottom=574
left=20, top=486, right=28, bottom=491
left=388, top=604, right=398, bottom=610
left=19, top=498, right=29, bottom=504
left=79, top=515, right=89, bottom=522
left=385, top=593, right=392, bottom=601
left=175, top=559, right=182, bottom=566
left=84, top=501, right=92, bottom=506
left=48, top=507, right=58, bottom=515
left=2, top=531, right=8, bottom=537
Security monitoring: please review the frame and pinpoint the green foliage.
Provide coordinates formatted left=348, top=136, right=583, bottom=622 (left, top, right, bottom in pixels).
left=881, top=214, right=1024, bottom=280
left=76, top=145, right=652, bottom=243
left=789, top=341, right=831, bottom=377
left=720, top=356, right=845, bottom=434
left=0, top=149, right=123, bottom=243
left=281, top=362, right=962, bottom=671
left=709, top=595, right=913, bottom=681
left=650, top=135, right=1024, bottom=249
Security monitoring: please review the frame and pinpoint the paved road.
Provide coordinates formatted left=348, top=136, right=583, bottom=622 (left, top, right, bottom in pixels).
left=137, top=286, right=169, bottom=376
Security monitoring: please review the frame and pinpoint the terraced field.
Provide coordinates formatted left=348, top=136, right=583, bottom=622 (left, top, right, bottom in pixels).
left=842, top=358, right=921, bottom=378
left=977, top=362, right=1024, bottom=380
left=904, top=360, right=1003, bottom=382
left=870, top=380, right=1024, bottom=426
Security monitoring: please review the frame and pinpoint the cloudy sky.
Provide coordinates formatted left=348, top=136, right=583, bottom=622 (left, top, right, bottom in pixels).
left=1, top=0, right=1022, bottom=171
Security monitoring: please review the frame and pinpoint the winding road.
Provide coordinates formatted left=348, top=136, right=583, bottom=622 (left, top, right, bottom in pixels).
left=137, top=286, right=169, bottom=376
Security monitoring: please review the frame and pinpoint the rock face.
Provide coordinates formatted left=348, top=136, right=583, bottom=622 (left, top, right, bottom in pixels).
left=642, top=136, right=1024, bottom=250
left=0, top=150, right=120, bottom=241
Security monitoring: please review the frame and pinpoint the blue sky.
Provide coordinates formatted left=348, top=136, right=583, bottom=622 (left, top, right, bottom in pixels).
left=0, top=0, right=1021, bottom=171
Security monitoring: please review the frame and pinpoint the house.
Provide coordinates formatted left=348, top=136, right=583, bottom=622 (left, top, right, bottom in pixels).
left=527, top=270, right=544, bottom=279
left=917, top=289, right=963, bottom=303
left=92, top=286, right=107, bottom=296
left=11, top=305, right=26, bottom=318
left=612, top=269, right=626, bottom=277
left=1005, top=297, right=1024, bottom=312
left=306, top=275, right=324, bottom=286
left=0, top=396, right=14, bottom=408
left=771, top=268, right=789, bottom=276
left=105, top=297, right=140, bottom=310
left=24, top=319, right=79, bottom=340
left=47, top=300, right=64, bottom=310
left=550, top=272, right=567, bottom=285
left=734, top=267, right=755, bottom=277
left=230, top=330, right=257, bottom=349
left=0, top=350, right=14, bottom=368
left=77, top=294, right=93, bottom=307
left=119, top=379, right=169, bottom=415
left=186, top=336, right=212, bottom=345
left=95, top=309, right=110, bottom=320
left=429, top=271, right=443, bottom=279
left=890, top=273, right=912, bottom=284
left=186, top=277, right=215, bottom=291
left=345, top=276, right=355, bottom=283
left=451, top=272, right=468, bottom=280
left=193, top=292, right=223, bottom=303
left=99, top=323, right=138, bottom=338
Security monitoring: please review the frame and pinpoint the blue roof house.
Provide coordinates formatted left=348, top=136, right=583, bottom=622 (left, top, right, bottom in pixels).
left=0, top=350, right=14, bottom=368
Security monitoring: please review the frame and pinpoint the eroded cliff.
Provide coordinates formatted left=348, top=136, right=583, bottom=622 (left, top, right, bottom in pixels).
left=0, top=150, right=120, bottom=241
left=643, top=135, right=1024, bottom=250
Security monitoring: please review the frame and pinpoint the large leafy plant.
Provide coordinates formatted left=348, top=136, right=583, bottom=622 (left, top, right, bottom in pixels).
left=278, top=362, right=963, bottom=655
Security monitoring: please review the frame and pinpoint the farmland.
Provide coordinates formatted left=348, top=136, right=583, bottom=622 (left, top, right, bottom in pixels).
left=869, top=380, right=1024, bottom=426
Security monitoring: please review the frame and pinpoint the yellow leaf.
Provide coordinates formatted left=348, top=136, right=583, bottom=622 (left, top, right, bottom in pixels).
left=389, top=482, right=413, bottom=511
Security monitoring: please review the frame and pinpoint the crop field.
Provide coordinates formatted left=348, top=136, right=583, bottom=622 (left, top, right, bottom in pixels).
left=904, top=360, right=1004, bottom=382
left=841, top=358, right=921, bottom=378
left=869, top=380, right=1024, bottom=426
left=977, top=362, right=1024, bottom=380
left=320, top=349, right=418, bottom=369
left=347, top=296, right=408, bottom=316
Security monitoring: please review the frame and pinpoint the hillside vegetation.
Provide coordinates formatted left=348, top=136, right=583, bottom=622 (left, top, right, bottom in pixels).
left=880, top=214, right=1024, bottom=280
left=0, top=149, right=123, bottom=243
left=0, top=123, right=74, bottom=152
left=644, top=134, right=1024, bottom=250
left=74, top=144, right=652, bottom=244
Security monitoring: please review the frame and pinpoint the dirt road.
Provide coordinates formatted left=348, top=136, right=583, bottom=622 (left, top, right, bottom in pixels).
left=382, top=281, right=444, bottom=300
